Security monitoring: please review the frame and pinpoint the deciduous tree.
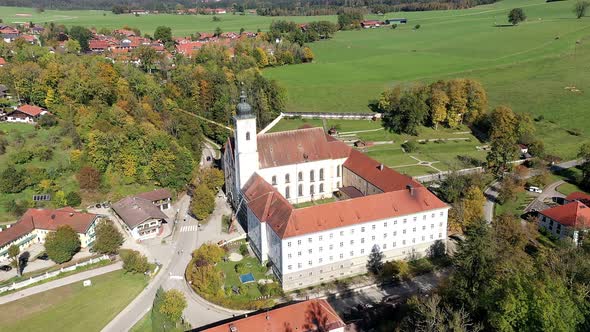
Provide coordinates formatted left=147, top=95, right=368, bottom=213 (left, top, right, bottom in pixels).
left=574, top=1, right=590, bottom=19
left=94, top=220, right=124, bottom=254
left=77, top=166, right=101, bottom=190
left=508, top=8, right=527, bottom=25
left=190, top=184, right=215, bottom=220
left=8, top=245, right=20, bottom=275
left=45, top=225, right=81, bottom=263
left=158, top=289, right=187, bottom=322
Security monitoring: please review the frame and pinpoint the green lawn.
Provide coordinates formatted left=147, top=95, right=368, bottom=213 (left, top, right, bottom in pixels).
left=264, top=0, right=590, bottom=160
left=495, top=190, right=533, bottom=217
left=217, top=256, right=269, bottom=302
left=0, top=7, right=337, bottom=35
left=293, top=196, right=338, bottom=208
left=0, top=270, right=148, bottom=332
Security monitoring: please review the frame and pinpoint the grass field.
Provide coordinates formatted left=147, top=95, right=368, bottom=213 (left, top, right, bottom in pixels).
left=264, top=0, right=590, bottom=160
left=0, top=7, right=337, bottom=35
left=0, top=270, right=148, bottom=332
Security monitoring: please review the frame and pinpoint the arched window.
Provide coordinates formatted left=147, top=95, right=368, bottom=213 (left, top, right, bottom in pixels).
left=298, top=184, right=303, bottom=197
left=271, top=176, right=277, bottom=185
left=285, top=174, right=290, bottom=183
left=336, top=165, right=341, bottom=177
left=246, top=132, right=250, bottom=141
left=319, top=183, right=324, bottom=193
left=310, top=185, right=315, bottom=195
left=319, top=168, right=324, bottom=181
left=285, top=186, right=290, bottom=199
left=310, top=170, right=315, bottom=182
left=298, top=172, right=303, bottom=182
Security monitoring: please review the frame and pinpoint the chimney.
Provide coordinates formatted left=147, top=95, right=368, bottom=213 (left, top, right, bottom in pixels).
left=378, top=164, right=384, bottom=171
left=406, top=184, right=414, bottom=196
left=69, top=213, right=74, bottom=217
left=266, top=313, right=270, bottom=320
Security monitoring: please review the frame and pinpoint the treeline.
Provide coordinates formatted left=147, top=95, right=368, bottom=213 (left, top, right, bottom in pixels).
left=0, top=0, right=195, bottom=11
left=401, top=216, right=590, bottom=331
left=376, top=79, right=488, bottom=135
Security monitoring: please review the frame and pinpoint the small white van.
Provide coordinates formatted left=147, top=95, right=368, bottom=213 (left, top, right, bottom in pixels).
left=527, top=186, right=543, bottom=193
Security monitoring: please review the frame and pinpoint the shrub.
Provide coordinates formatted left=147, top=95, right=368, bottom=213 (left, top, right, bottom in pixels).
left=77, top=166, right=101, bottom=190
left=414, top=24, right=421, bottom=29
left=65, top=191, right=82, bottom=206
left=11, top=149, right=34, bottom=164
left=567, top=128, right=582, bottom=136
left=402, top=140, right=418, bottom=152
left=391, top=24, right=398, bottom=29
left=235, top=262, right=248, bottom=274
left=120, top=249, right=150, bottom=274
left=37, top=114, right=58, bottom=128
left=35, top=147, right=54, bottom=161
left=239, top=243, right=249, bottom=256
left=409, top=258, right=434, bottom=275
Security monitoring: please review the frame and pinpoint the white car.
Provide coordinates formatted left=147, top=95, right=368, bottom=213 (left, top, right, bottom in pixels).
left=527, top=186, right=543, bottom=193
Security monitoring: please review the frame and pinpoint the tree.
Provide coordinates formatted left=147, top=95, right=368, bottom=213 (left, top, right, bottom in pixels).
left=77, top=166, right=101, bottom=190
left=574, top=1, right=590, bottom=19
left=192, top=243, right=225, bottom=265
left=134, top=45, right=159, bottom=73
left=154, top=26, right=172, bottom=44
left=0, top=165, right=27, bottom=193
left=486, top=106, right=519, bottom=175
left=190, top=184, right=215, bottom=220
left=367, top=244, right=384, bottom=275
left=120, top=249, right=150, bottom=274
left=461, top=186, right=485, bottom=229
left=8, top=245, right=20, bottom=275
left=214, top=26, right=223, bottom=37
left=158, top=289, right=187, bottom=322
left=53, top=190, right=68, bottom=208
left=497, top=176, right=518, bottom=205
left=45, top=225, right=81, bottom=263
left=65, top=39, right=81, bottom=54
left=253, top=47, right=269, bottom=67
left=94, top=220, right=124, bottom=254
left=429, top=87, right=449, bottom=129
left=302, top=47, right=314, bottom=62
left=69, top=26, right=92, bottom=51
left=508, top=8, right=526, bottom=26
left=578, top=143, right=590, bottom=189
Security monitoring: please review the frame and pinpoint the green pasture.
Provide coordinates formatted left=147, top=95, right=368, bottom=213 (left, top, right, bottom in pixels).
left=0, top=7, right=336, bottom=35
left=0, top=270, right=148, bottom=332
left=264, top=0, right=590, bottom=160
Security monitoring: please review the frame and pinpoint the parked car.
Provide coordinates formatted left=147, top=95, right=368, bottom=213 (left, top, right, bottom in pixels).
left=37, top=253, right=49, bottom=260
left=0, top=265, right=12, bottom=271
left=527, top=186, right=543, bottom=193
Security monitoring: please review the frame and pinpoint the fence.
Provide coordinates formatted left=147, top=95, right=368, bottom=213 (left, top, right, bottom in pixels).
left=282, top=112, right=381, bottom=120
left=0, top=254, right=110, bottom=294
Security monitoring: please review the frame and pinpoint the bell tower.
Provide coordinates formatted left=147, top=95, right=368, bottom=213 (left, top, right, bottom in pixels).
left=233, top=90, right=259, bottom=191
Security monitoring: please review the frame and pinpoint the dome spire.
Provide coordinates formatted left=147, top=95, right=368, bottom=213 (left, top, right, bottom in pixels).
left=236, top=85, right=254, bottom=118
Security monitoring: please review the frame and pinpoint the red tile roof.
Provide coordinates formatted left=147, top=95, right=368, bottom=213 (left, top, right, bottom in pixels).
left=89, top=40, right=110, bottom=49
left=257, top=127, right=351, bottom=169
left=244, top=174, right=447, bottom=239
left=566, top=192, right=590, bottom=205
left=16, top=104, right=45, bottom=116
left=540, top=201, right=590, bottom=228
left=0, top=208, right=98, bottom=247
left=343, top=149, right=421, bottom=192
left=0, top=218, right=34, bottom=248
left=202, top=299, right=345, bottom=332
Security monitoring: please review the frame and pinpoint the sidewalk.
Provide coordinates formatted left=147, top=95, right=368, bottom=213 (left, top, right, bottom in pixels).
left=0, top=261, right=122, bottom=306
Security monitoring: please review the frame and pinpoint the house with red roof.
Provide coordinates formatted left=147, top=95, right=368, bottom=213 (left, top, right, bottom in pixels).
left=222, top=93, right=449, bottom=290
left=361, top=20, right=382, bottom=28
left=538, top=200, right=590, bottom=244
left=202, top=299, right=347, bottom=332
left=4, top=104, right=49, bottom=124
left=0, top=208, right=101, bottom=262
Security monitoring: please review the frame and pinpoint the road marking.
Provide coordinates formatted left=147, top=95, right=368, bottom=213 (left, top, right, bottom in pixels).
left=180, top=225, right=199, bottom=232
left=169, top=276, right=184, bottom=280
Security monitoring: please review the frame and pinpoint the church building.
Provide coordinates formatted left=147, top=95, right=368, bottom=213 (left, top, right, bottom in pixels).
left=223, top=92, right=449, bottom=290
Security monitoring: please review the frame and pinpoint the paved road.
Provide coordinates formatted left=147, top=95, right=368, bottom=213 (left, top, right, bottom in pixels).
left=0, top=261, right=122, bottom=306
left=484, top=180, right=499, bottom=222
left=524, top=180, right=565, bottom=213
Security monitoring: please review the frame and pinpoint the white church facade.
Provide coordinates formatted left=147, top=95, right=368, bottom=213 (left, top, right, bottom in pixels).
left=223, top=92, right=449, bottom=291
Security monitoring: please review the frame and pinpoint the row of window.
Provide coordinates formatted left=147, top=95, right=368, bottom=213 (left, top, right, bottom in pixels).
left=284, top=183, right=326, bottom=199
left=287, top=233, right=443, bottom=258
left=286, top=216, right=445, bottom=247
left=286, top=234, right=443, bottom=270
left=271, top=166, right=342, bottom=186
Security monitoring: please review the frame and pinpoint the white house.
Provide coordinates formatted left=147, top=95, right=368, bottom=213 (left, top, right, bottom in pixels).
left=111, top=189, right=172, bottom=240
left=0, top=208, right=101, bottom=262
left=223, top=92, right=449, bottom=290
left=538, top=199, right=590, bottom=245
left=4, top=105, right=48, bottom=124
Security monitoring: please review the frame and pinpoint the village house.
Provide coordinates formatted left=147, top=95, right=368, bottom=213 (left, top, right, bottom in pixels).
left=4, top=104, right=49, bottom=124
left=361, top=20, right=382, bottom=28
left=0, top=208, right=101, bottom=262
left=538, top=194, right=590, bottom=245
left=111, top=189, right=172, bottom=240
left=201, top=299, right=347, bottom=332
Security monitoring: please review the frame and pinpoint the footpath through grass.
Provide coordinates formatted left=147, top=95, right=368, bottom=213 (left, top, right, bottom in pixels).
left=0, top=270, right=148, bottom=332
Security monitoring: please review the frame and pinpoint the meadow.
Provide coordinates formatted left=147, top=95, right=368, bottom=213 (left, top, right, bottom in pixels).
left=0, top=270, right=148, bottom=332
left=264, top=0, right=590, bottom=160
left=0, top=7, right=336, bottom=35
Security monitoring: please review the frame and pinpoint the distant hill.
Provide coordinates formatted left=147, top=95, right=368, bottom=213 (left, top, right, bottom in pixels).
left=0, top=0, right=195, bottom=11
